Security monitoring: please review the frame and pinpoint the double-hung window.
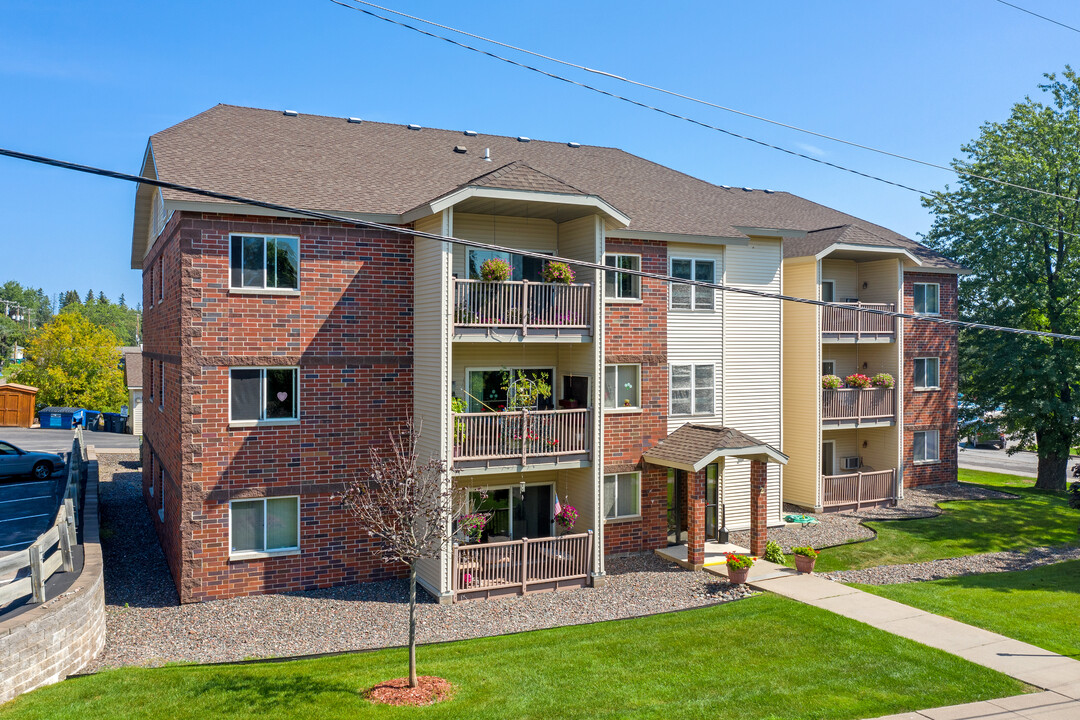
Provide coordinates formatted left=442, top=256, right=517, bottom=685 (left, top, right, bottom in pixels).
left=230, top=497, right=300, bottom=556
left=604, top=254, right=641, bottom=300
left=159, top=361, right=165, bottom=410
left=670, top=258, right=715, bottom=310
left=604, top=364, right=640, bottom=409
left=159, top=467, right=165, bottom=521
left=914, top=430, right=940, bottom=463
left=671, top=364, right=715, bottom=416
left=913, top=283, right=940, bottom=315
left=148, top=361, right=155, bottom=405
left=914, top=357, right=940, bottom=390
left=159, top=256, right=165, bottom=303
left=603, top=472, right=641, bottom=519
left=230, top=235, right=300, bottom=291
left=230, top=367, right=299, bottom=423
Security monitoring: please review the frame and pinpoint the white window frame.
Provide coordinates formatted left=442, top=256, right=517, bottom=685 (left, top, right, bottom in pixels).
left=159, top=466, right=165, bottom=522
left=148, top=360, right=155, bottom=404
left=228, top=233, right=301, bottom=293
left=913, top=430, right=940, bottom=464
left=821, top=280, right=835, bottom=303
left=914, top=357, right=941, bottom=390
left=821, top=439, right=837, bottom=476
left=603, top=472, right=641, bottom=520
left=159, top=361, right=164, bottom=411
left=913, top=282, right=940, bottom=316
left=669, top=257, right=716, bottom=311
left=670, top=363, right=715, bottom=416
left=822, top=359, right=836, bottom=377
left=604, top=364, right=641, bottom=412
left=603, top=253, right=642, bottom=302
left=228, top=366, right=300, bottom=426
left=228, top=496, right=301, bottom=559
left=464, top=366, right=557, bottom=413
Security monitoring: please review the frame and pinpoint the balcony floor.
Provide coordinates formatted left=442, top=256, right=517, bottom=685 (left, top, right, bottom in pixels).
left=452, top=455, right=591, bottom=475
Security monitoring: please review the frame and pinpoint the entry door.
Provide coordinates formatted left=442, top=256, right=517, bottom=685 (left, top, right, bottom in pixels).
left=705, top=464, right=719, bottom=540
left=514, top=484, right=553, bottom=539
left=822, top=441, right=835, bottom=476
left=667, top=470, right=687, bottom=545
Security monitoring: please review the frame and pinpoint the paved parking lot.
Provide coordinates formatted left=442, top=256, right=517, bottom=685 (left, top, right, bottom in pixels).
left=0, top=473, right=66, bottom=552
left=0, top=427, right=140, bottom=453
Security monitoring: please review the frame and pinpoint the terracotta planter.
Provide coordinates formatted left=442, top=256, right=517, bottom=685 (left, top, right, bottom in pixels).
left=727, top=566, right=750, bottom=585
left=794, top=554, right=816, bottom=574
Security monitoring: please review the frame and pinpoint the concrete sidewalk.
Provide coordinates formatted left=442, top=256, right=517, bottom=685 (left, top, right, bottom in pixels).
left=705, top=560, right=1080, bottom=718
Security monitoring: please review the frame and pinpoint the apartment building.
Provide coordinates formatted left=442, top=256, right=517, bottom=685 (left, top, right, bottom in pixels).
left=131, top=105, right=958, bottom=603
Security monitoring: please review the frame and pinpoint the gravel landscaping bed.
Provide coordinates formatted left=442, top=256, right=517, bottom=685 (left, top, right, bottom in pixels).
left=89, top=454, right=753, bottom=671
left=822, top=544, right=1080, bottom=585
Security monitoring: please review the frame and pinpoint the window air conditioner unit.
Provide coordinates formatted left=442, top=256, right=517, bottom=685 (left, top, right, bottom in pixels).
left=842, top=456, right=861, bottom=471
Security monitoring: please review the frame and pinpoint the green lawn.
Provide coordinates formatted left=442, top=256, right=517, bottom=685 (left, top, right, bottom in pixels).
left=814, top=469, right=1079, bottom=573
left=854, top=560, right=1080, bottom=659
left=0, top=595, right=1026, bottom=720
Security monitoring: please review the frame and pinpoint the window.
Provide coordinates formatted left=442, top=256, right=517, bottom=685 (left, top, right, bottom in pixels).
left=159, top=467, right=165, bottom=521
left=465, top=368, right=554, bottom=412
left=604, top=254, right=641, bottom=300
left=159, top=256, right=164, bottom=302
left=671, top=364, right=714, bottom=416
left=914, top=357, right=940, bottom=389
left=230, top=497, right=300, bottom=555
left=822, top=360, right=836, bottom=376
left=914, top=430, right=940, bottom=463
left=914, top=282, right=940, bottom=315
left=148, top=360, right=155, bottom=403
left=230, top=235, right=299, bottom=290
left=466, top=249, right=550, bottom=282
left=821, top=280, right=835, bottom=303
left=148, top=265, right=154, bottom=307
left=670, top=258, right=715, bottom=310
left=159, top=361, right=164, bottom=410
left=148, top=453, right=154, bottom=497
left=604, top=364, right=640, bottom=409
left=603, top=472, right=640, bottom=519
left=230, top=367, right=299, bottom=423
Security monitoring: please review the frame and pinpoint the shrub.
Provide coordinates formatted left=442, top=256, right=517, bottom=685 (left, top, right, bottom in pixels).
left=541, top=261, right=576, bottom=284
left=822, top=374, right=843, bottom=390
left=791, top=545, right=819, bottom=558
left=725, top=552, right=754, bottom=570
left=871, top=373, right=895, bottom=389
left=844, top=373, right=872, bottom=389
left=480, top=257, right=512, bottom=281
left=763, top=540, right=785, bottom=564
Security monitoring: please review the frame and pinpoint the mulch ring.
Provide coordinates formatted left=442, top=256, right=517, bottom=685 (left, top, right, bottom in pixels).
left=364, top=676, right=455, bottom=706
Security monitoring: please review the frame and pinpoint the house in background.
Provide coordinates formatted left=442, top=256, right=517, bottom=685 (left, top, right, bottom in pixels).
left=121, top=348, right=143, bottom=435
left=129, top=104, right=959, bottom=604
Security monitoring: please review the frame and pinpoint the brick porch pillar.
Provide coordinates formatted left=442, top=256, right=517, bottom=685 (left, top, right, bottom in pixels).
left=749, top=460, right=768, bottom=557
left=687, top=499, right=706, bottom=569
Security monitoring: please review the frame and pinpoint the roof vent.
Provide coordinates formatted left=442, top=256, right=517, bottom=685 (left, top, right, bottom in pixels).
left=407, top=123, right=422, bottom=131
left=453, top=145, right=467, bottom=154
left=764, top=188, right=775, bottom=194
left=517, top=136, right=531, bottom=143
left=347, top=117, right=363, bottom=124
left=742, top=187, right=753, bottom=192
left=567, top=141, right=581, bottom=148
left=283, top=109, right=299, bottom=117
left=484, top=148, right=492, bottom=162
left=464, top=130, right=478, bottom=137
left=720, top=185, right=731, bottom=189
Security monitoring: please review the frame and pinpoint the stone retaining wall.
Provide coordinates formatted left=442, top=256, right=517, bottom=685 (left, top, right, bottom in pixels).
left=0, top=447, right=106, bottom=704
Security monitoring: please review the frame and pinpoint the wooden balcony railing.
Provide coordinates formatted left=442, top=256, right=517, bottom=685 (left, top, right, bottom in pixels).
left=822, top=302, right=896, bottom=338
left=452, top=531, right=593, bottom=601
left=822, top=387, right=896, bottom=423
left=823, top=469, right=896, bottom=510
left=453, top=279, right=592, bottom=335
left=452, top=408, right=591, bottom=465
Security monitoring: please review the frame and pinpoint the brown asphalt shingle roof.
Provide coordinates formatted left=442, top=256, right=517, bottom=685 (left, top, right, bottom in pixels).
left=123, top=350, right=142, bottom=389
left=145, top=104, right=959, bottom=269
left=644, top=423, right=786, bottom=468
left=466, top=161, right=588, bottom=195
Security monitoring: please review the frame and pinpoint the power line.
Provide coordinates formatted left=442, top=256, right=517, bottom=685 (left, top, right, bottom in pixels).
left=993, top=0, right=1080, bottom=34
left=333, top=0, right=1080, bottom=207
left=1, top=144, right=1078, bottom=342
left=326, top=0, right=1080, bottom=241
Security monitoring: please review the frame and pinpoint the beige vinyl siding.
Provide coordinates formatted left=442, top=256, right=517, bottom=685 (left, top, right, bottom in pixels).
left=722, top=238, right=783, bottom=528
left=451, top=214, right=557, bottom=276
left=412, top=210, right=453, bottom=599
left=129, top=389, right=143, bottom=436
left=821, top=259, right=859, bottom=301
left=856, top=426, right=899, bottom=475
left=824, top=343, right=899, bottom=378
left=780, top=257, right=820, bottom=509
left=856, top=259, right=901, bottom=304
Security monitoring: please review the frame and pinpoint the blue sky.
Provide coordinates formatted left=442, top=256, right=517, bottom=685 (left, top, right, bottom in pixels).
left=0, top=0, right=1076, bottom=307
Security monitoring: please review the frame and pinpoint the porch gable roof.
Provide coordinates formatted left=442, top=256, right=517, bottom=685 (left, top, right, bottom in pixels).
left=642, top=423, right=788, bottom=472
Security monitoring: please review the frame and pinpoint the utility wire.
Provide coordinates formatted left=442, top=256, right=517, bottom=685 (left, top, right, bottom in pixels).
left=326, top=0, right=1080, bottom=241
left=333, top=0, right=1080, bottom=207
left=993, top=0, right=1080, bottom=34
left=2, top=145, right=1079, bottom=342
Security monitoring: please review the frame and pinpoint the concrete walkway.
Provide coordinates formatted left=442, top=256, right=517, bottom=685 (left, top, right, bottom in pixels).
left=705, top=560, right=1080, bottom=719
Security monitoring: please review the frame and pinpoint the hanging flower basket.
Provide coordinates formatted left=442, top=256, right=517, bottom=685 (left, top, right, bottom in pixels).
left=541, top=261, right=576, bottom=284
left=555, top=504, right=578, bottom=532
left=479, top=258, right=512, bottom=282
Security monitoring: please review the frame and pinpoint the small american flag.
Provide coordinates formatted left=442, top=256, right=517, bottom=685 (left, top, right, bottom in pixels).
left=554, top=491, right=562, bottom=517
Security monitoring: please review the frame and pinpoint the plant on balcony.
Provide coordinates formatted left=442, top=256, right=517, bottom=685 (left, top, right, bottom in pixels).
left=458, top=512, right=490, bottom=544
left=541, top=261, right=576, bottom=284
left=479, top=257, right=512, bottom=282
left=844, top=373, right=872, bottom=389
left=450, top=396, right=467, bottom=443
left=724, top=552, right=754, bottom=585
left=502, top=370, right=552, bottom=410
left=822, top=374, right=843, bottom=390
left=791, top=545, right=819, bottom=574
left=871, top=373, right=895, bottom=389
left=555, top=504, right=579, bottom=532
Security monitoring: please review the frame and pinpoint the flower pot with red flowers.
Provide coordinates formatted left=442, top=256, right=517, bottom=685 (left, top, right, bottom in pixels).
left=791, top=545, right=819, bottom=573
left=724, top=552, right=754, bottom=585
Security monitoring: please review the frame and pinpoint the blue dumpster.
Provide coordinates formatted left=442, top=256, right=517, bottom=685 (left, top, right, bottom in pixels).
left=38, top=407, right=85, bottom=429
left=83, top=410, right=103, bottom=432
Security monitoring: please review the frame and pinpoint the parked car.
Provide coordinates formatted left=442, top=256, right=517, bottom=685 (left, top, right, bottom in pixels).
left=0, top=441, right=64, bottom=480
left=959, top=419, right=1007, bottom=449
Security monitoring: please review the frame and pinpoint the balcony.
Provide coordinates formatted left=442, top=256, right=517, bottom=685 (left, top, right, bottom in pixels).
left=822, top=469, right=896, bottom=511
left=452, top=408, right=591, bottom=470
left=452, top=531, right=594, bottom=601
left=822, top=387, right=896, bottom=426
left=822, top=302, right=896, bottom=342
left=453, top=279, right=593, bottom=341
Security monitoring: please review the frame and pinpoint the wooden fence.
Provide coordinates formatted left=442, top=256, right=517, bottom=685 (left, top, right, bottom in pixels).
left=822, top=469, right=896, bottom=510
left=453, top=531, right=593, bottom=601
left=822, top=387, right=895, bottom=422
left=452, top=408, right=591, bottom=464
left=822, top=302, right=896, bottom=337
left=453, top=279, right=592, bottom=334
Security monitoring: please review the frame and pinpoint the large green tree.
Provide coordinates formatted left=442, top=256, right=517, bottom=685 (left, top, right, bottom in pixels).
left=10, top=313, right=126, bottom=411
left=0, top=281, right=52, bottom=363
left=924, top=68, right=1080, bottom=490
left=62, top=290, right=142, bottom=346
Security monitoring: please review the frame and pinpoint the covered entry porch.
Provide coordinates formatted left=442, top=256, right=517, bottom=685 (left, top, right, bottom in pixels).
left=643, top=424, right=788, bottom=571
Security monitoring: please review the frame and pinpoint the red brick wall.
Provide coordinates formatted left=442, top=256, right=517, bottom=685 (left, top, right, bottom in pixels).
left=903, top=272, right=959, bottom=487
left=602, top=240, right=668, bottom=555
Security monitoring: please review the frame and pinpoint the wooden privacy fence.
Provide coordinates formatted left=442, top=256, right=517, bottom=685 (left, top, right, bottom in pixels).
left=0, top=429, right=85, bottom=611
left=822, top=387, right=895, bottom=422
left=822, top=469, right=896, bottom=510
left=453, top=531, right=594, bottom=601
left=822, top=302, right=896, bottom=337
left=453, top=279, right=592, bottom=333
left=452, top=408, right=591, bottom=464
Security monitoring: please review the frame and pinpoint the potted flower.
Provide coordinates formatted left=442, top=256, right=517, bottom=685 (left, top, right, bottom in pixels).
left=480, top=257, right=512, bottom=282
left=541, top=261, right=576, bottom=284
left=555, top=504, right=578, bottom=533
left=459, top=512, right=490, bottom=544
left=821, top=374, right=843, bottom=390
left=724, top=552, right=754, bottom=585
left=844, top=373, right=872, bottom=389
left=791, top=545, right=819, bottom=574
left=871, top=372, right=895, bottom=389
